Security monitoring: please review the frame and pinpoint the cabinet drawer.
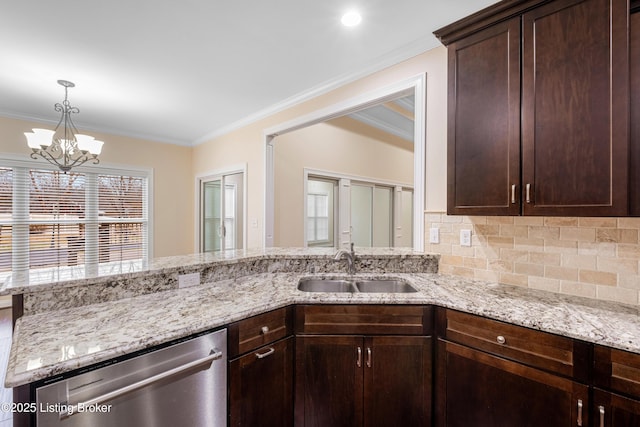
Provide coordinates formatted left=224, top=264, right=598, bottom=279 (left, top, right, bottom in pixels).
left=438, top=309, right=589, bottom=380
left=295, top=305, right=432, bottom=335
left=228, top=306, right=293, bottom=358
left=594, top=345, right=640, bottom=398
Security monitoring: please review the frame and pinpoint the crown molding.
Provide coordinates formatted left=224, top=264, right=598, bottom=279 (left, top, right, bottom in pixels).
left=348, top=111, right=414, bottom=142
left=191, top=36, right=439, bottom=146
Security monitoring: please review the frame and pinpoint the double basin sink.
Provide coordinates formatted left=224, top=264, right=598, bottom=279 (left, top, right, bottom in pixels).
left=298, top=277, right=418, bottom=293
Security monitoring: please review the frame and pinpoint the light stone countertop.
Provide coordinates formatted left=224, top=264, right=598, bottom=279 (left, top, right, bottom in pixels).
left=1, top=247, right=425, bottom=295
left=5, top=272, right=640, bottom=388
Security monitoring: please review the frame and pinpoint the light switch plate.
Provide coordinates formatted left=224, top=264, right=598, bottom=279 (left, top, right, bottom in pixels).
left=178, top=272, right=201, bottom=289
left=429, top=228, right=440, bottom=244
left=460, top=229, right=472, bottom=247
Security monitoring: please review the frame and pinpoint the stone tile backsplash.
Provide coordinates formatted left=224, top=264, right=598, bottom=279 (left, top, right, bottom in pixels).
left=425, top=213, right=640, bottom=305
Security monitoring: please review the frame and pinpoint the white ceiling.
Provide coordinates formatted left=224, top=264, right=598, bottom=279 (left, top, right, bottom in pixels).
left=0, top=0, right=499, bottom=146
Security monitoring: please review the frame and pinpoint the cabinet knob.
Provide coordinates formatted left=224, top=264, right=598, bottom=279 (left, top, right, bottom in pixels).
left=496, top=335, right=506, bottom=345
left=599, top=405, right=605, bottom=427
left=511, top=184, right=516, bottom=204
left=260, top=326, right=269, bottom=334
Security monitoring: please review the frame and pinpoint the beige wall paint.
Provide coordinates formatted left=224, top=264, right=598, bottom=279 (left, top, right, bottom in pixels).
left=0, top=116, right=193, bottom=257
left=193, top=46, right=449, bottom=249
left=273, top=117, right=413, bottom=246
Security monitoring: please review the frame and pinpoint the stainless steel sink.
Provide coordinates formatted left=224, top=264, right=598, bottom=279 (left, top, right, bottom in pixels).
left=355, top=279, right=418, bottom=293
left=297, top=278, right=357, bottom=293
left=297, top=277, right=417, bottom=293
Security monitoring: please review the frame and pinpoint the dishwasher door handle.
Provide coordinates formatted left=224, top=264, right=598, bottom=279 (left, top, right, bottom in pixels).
left=60, top=349, right=223, bottom=419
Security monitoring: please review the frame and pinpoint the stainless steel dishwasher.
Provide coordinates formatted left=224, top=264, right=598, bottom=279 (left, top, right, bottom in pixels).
left=35, top=329, right=227, bottom=427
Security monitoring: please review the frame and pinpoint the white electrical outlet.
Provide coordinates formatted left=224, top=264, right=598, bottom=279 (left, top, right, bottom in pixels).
left=460, top=229, right=472, bottom=247
left=178, top=272, right=201, bottom=289
left=429, top=227, right=440, bottom=244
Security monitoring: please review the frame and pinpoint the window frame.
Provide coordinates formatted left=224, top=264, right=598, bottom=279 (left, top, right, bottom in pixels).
left=0, top=155, right=153, bottom=283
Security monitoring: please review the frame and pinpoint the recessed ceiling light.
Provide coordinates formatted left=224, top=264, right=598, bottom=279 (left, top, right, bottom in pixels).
left=341, top=11, right=362, bottom=27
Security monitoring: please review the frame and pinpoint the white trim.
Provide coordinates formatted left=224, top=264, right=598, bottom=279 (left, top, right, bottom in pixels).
left=348, top=110, right=413, bottom=142
left=194, top=164, right=248, bottom=253
left=264, top=138, right=275, bottom=247
left=264, top=74, right=427, bottom=251
left=304, top=168, right=413, bottom=190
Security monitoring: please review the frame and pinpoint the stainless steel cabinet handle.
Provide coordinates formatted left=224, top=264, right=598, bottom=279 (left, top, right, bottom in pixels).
left=496, top=335, right=506, bottom=345
left=525, top=183, right=531, bottom=203
left=577, top=399, right=583, bottom=426
left=60, top=349, right=223, bottom=419
left=599, top=405, right=605, bottom=427
left=366, top=347, right=372, bottom=368
left=260, top=326, right=269, bottom=334
left=357, top=347, right=362, bottom=368
left=511, top=184, right=516, bottom=204
left=255, top=347, right=275, bottom=359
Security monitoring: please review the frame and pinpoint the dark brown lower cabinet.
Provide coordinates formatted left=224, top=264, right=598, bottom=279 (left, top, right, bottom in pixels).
left=295, top=335, right=432, bottom=427
left=436, top=339, right=588, bottom=427
left=229, top=336, right=293, bottom=427
left=593, top=389, right=640, bottom=427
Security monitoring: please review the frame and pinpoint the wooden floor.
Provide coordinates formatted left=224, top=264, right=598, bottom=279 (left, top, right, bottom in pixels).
left=0, top=308, right=12, bottom=427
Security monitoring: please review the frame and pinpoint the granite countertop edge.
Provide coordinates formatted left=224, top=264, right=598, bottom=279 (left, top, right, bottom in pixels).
left=0, top=248, right=431, bottom=296
left=6, top=272, right=640, bottom=388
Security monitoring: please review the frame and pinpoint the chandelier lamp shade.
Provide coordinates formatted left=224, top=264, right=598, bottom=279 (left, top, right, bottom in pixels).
left=24, top=80, right=104, bottom=173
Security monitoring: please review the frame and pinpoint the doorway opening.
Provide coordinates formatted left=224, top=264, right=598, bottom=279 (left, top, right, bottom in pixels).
left=264, top=74, right=426, bottom=250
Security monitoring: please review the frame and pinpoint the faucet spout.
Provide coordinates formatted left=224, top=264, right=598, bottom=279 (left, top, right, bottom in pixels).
left=334, top=243, right=356, bottom=275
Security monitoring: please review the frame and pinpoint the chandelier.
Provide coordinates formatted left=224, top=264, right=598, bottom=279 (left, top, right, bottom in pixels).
left=24, top=80, right=104, bottom=173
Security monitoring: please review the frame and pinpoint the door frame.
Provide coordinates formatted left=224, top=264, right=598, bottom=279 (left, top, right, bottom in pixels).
left=263, top=74, right=426, bottom=251
left=303, top=168, right=413, bottom=248
left=194, top=164, right=247, bottom=253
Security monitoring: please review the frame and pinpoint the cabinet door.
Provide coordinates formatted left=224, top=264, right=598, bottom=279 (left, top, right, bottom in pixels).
left=295, top=336, right=364, bottom=427
left=436, top=340, right=589, bottom=427
left=631, top=11, right=640, bottom=215
left=593, top=389, right=640, bottom=427
left=364, top=336, right=432, bottom=427
left=521, top=0, right=629, bottom=216
left=229, top=336, right=293, bottom=427
left=446, top=17, right=521, bottom=215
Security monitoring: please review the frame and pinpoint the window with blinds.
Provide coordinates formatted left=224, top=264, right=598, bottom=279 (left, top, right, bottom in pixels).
left=0, top=162, right=149, bottom=283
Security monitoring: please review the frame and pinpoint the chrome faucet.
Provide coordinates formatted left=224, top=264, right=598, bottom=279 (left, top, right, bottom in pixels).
left=334, top=243, right=356, bottom=275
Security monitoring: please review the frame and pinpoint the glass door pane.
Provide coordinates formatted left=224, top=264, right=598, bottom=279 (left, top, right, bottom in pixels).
left=202, top=179, right=222, bottom=252
left=351, top=184, right=372, bottom=247
left=307, top=178, right=336, bottom=247
left=223, top=173, right=243, bottom=250
left=373, top=186, right=392, bottom=247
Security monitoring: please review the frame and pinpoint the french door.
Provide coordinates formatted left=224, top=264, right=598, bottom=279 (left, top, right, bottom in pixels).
left=201, top=172, right=243, bottom=252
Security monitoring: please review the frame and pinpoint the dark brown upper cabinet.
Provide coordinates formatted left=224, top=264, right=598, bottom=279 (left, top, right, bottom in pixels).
left=631, top=9, right=640, bottom=215
left=436, top=0, right=630, bottom=217
left=445, top=17, right=521, bottom=215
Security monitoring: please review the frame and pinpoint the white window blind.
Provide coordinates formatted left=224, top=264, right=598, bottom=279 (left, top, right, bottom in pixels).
left=0, top=162, right=149, bottom=283
left=307, top=193, right=329, bottom=243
